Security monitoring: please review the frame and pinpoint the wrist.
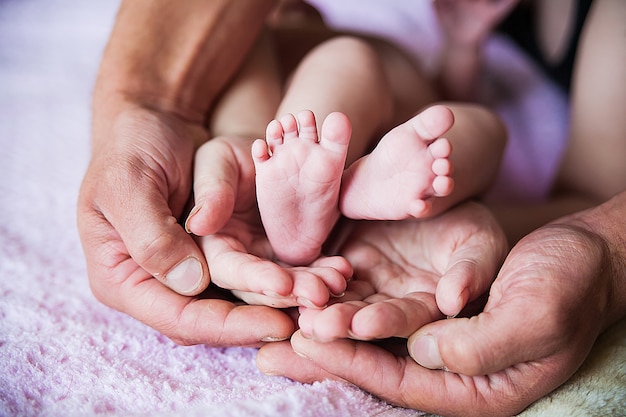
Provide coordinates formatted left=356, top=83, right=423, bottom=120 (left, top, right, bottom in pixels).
left=91, top=94, right=209, bottom=154
left=560, top=193, right=626, bottom=330
left=96, top=0, right=277, bottom=125
left=93, top=74, right=207, bottom=126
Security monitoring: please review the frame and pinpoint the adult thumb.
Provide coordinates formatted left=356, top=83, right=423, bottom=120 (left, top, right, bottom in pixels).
left=407, top=295, right=556, bottom=376
left=106, top=182, right=210, bottom=296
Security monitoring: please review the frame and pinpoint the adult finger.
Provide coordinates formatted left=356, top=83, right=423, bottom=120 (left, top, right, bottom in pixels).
left=257, top=331, right=551, bottom=417
left=79, top=168, right=209, bottom=297
left=435, top=236, right=505, bottom=317
left=300, top=301, right=368, bottom=341
left=297, top=279, right=376, bottom=340
left=116, top=271, right=294, bottom=346
left=187, top=136, right=256, bottom=236
left=308, top=255, right=354, bottom=295
left=434, top=202, right=508, bottom=317
left=230, top=266, right=345, bottom=309
left=199, top=232, right=344, bottom=308
left=350, top=292, right=443, bottom=339
left=409, top=226, right=605, bottom=376
left=79, top=209, right=295, bottom=345
left=257, top=340, right=342, bottom=382
left=198, top=233, right=295, bottom=297
left=303, top=291, right=442, bottom=341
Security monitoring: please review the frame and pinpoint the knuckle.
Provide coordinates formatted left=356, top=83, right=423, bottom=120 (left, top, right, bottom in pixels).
left=132, top=219, right=180, bottom=271
left=443, top=333, right=492, bottom=376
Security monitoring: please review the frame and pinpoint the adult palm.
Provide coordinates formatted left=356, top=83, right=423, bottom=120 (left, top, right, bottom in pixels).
left=77, top=105, right=294, bottom=346
left=258, top=204, right=616, bottom=416
left=296, top=202, right=507, bottom=341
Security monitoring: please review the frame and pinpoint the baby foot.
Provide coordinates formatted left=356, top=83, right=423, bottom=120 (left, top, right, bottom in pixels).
left=339, top=105, right=455, bottom=220
left=252, top=110, right=352, bottom=265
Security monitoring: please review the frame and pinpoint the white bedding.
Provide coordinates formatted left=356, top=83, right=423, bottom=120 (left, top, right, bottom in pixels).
left=1, top=1, right=624, bottom=416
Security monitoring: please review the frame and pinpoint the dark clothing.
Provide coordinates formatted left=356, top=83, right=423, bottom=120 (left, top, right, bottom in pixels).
left=498, top=0, right=593, bottom=93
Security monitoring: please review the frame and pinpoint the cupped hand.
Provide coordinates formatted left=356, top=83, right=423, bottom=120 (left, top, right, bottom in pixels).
left=189, top=136, right=352, bottom=309
left=296, top=201, right=507, bottom=341
left=77, top=104, right=294, bottom=345
left=258, top=215, right=618, bottom=416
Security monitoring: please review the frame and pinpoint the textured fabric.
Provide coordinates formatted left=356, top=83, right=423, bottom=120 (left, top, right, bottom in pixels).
left=0, top=2, right=419, bottom=416
left=1, top=1, right=624, bottom=417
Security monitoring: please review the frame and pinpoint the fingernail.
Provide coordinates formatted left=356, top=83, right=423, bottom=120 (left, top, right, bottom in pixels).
left=297, top=297, right=325, bottom=309
left=184, top=204, right=202, bottom=233
left=260, top=368, right=280, bottom=376
left=452, top=288, right=469, bottom=317
left=293, top=349, right=310, bottom=360
left=347, top=330, right=367, bottom=341
left=261, top=336, right=289, bottom=342
left=299, top=328, right=313, bottom=339
left=165, top=257, right=203, bottom=294
left=410, top=335, right=444, bottom=370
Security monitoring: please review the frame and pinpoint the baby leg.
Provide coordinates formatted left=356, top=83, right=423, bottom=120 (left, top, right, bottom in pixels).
left=253, top=110, right=351, bottom=265
left=340, top=105, right=455, bottom=220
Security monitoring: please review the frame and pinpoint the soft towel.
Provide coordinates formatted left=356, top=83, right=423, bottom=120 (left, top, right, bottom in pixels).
left=1, top=1, right=624, bottom=416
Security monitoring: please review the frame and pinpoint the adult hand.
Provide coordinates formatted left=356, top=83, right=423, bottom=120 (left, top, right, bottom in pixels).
left=258, top=199, right=626, bottom=416
left=295, top=202, right=507, bottom=341
left=189, top=136, right=352, bottom=309
left=77, top=104, right=294, bottom=345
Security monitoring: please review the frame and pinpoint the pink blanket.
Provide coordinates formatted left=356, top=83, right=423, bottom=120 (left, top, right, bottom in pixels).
left=1, top=1, right=623, bottom=416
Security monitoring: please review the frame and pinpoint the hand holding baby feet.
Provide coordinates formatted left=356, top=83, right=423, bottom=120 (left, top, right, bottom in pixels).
left=340, top=105, right=455, bottom=220
left=197, top=219, right=352, bottom=309
left=191, top=135, right=351, bottom=310
left=230, top=255, right=352, bottom=309
left=253, top=110, right=352, bottom=266
left=298, top=202, right=507, bottom=341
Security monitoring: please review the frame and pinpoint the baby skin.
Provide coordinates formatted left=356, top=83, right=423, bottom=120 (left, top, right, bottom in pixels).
left=253, top=110, right=350, bottom=266
left=340, top=104, right=455, bottom=220
left=253, top=105, right=455, bottom=267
